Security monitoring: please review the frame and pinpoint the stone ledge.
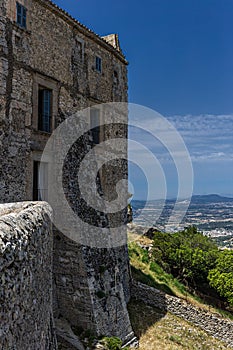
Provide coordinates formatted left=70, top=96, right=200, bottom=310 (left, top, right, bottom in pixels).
left=0, top=200, right=52, bottom=217
left=0, top=201, right=55, bottom=349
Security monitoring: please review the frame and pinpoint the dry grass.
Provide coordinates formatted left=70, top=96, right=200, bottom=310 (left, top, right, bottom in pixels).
left=128, top=300, right=230, bottom=350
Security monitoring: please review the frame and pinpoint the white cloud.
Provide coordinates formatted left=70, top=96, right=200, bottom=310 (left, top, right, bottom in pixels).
left=128, top=111, right=233, bottom=197
left=129, top=113, right=233, bottom=164
left=166, top=114, right=233, bottom=163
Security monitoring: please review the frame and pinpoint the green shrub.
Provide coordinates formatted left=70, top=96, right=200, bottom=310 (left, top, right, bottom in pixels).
left=141, top=250, right=149, bottom=264
left=100, top=336, right=122, bottom=350
left=152, top=226, right=219, bottom=285
left=208, top=250, right=233, bottom=306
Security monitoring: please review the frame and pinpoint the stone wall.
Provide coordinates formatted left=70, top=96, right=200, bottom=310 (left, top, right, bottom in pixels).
left=0, top=0, right=128, bottom=204
left=0, top=201, right=57, bottom=350
left=131, top=281, right=233, bottom=348
left=53, top=231, right=133, bottom=342
left=0, top=0, right=134, bottom=345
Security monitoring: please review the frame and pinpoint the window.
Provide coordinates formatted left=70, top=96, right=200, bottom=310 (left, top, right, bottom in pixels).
left=38, top=87, right=52, bottom=133
left=32, top=74, right=58, bottom=133
left=73, top=38, right=84, bottom=64
left=90, top=108, right=100, bottom=144
left=76, top=39, right=84, bottom=62
left=16, top=2, right=27, bottom=28
left=113, top=70, right=119, bottom=84
left=95, top=56, right=102, bottom=73
left=77, top=41, right=83, bottom=60
left=33, top=161, right=48, bottom=201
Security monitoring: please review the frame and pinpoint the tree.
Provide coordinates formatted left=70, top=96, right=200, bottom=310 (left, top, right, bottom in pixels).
left=152, top=226, right=219, bottom=285
left=208, top=250, right=233, bottom=306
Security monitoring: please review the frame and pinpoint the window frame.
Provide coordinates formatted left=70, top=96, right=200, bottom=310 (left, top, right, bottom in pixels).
left=95, top=56, right=102, bottom=73
left=38, top=87, right=52, bottom=133
left=90, top=107, right=100, bottom=144
left=32, top=74, right=58, bottom=134
left=90, top=105, right=104, bottom=145
left=33, top=160, right=49, bottom=201
left=75, top=37, right=85, bottom=63
left=16, top=2, right=27, bottom=29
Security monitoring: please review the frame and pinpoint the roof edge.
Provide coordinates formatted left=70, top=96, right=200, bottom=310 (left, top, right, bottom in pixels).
left=36, top=0, right=128, bottom=65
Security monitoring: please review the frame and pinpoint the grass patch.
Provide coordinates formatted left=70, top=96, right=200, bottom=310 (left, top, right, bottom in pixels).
left=129, top=242, right=188, bottom=297
left=131, top=265, right=175, bottom=295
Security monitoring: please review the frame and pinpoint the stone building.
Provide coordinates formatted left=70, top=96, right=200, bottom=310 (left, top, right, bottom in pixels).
left=0, top=0, right=135, bottom=347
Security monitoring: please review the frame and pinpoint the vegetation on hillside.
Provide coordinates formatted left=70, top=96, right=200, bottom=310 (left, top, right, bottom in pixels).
left=208, top=250, right=233, bottom=306
left=129, top=226, right=233, bottom=311
left=152, top=226, right=218, bottom=284
left=129, top=242, right=188, bottom=298
left=151, top=226, right=233, bottom=308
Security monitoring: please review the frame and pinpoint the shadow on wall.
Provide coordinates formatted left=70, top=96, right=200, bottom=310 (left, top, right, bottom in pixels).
left=128, top=270, right=168, bottom=339
left=128, top=299, right=166, bottom=339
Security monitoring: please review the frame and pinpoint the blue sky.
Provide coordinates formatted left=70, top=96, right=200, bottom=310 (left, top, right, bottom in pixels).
left=53, top=0, right=233, bottom=199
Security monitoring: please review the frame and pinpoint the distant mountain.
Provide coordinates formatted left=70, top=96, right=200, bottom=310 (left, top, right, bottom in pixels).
left=191, top=194, right=233, bottom=203
left=131, top=194, right=233, bottom=205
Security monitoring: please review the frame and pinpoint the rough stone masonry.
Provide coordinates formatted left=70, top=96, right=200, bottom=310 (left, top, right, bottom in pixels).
left=0, top=202, right=56, bottom=349
left=0, top=0, right=135, bottom=347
